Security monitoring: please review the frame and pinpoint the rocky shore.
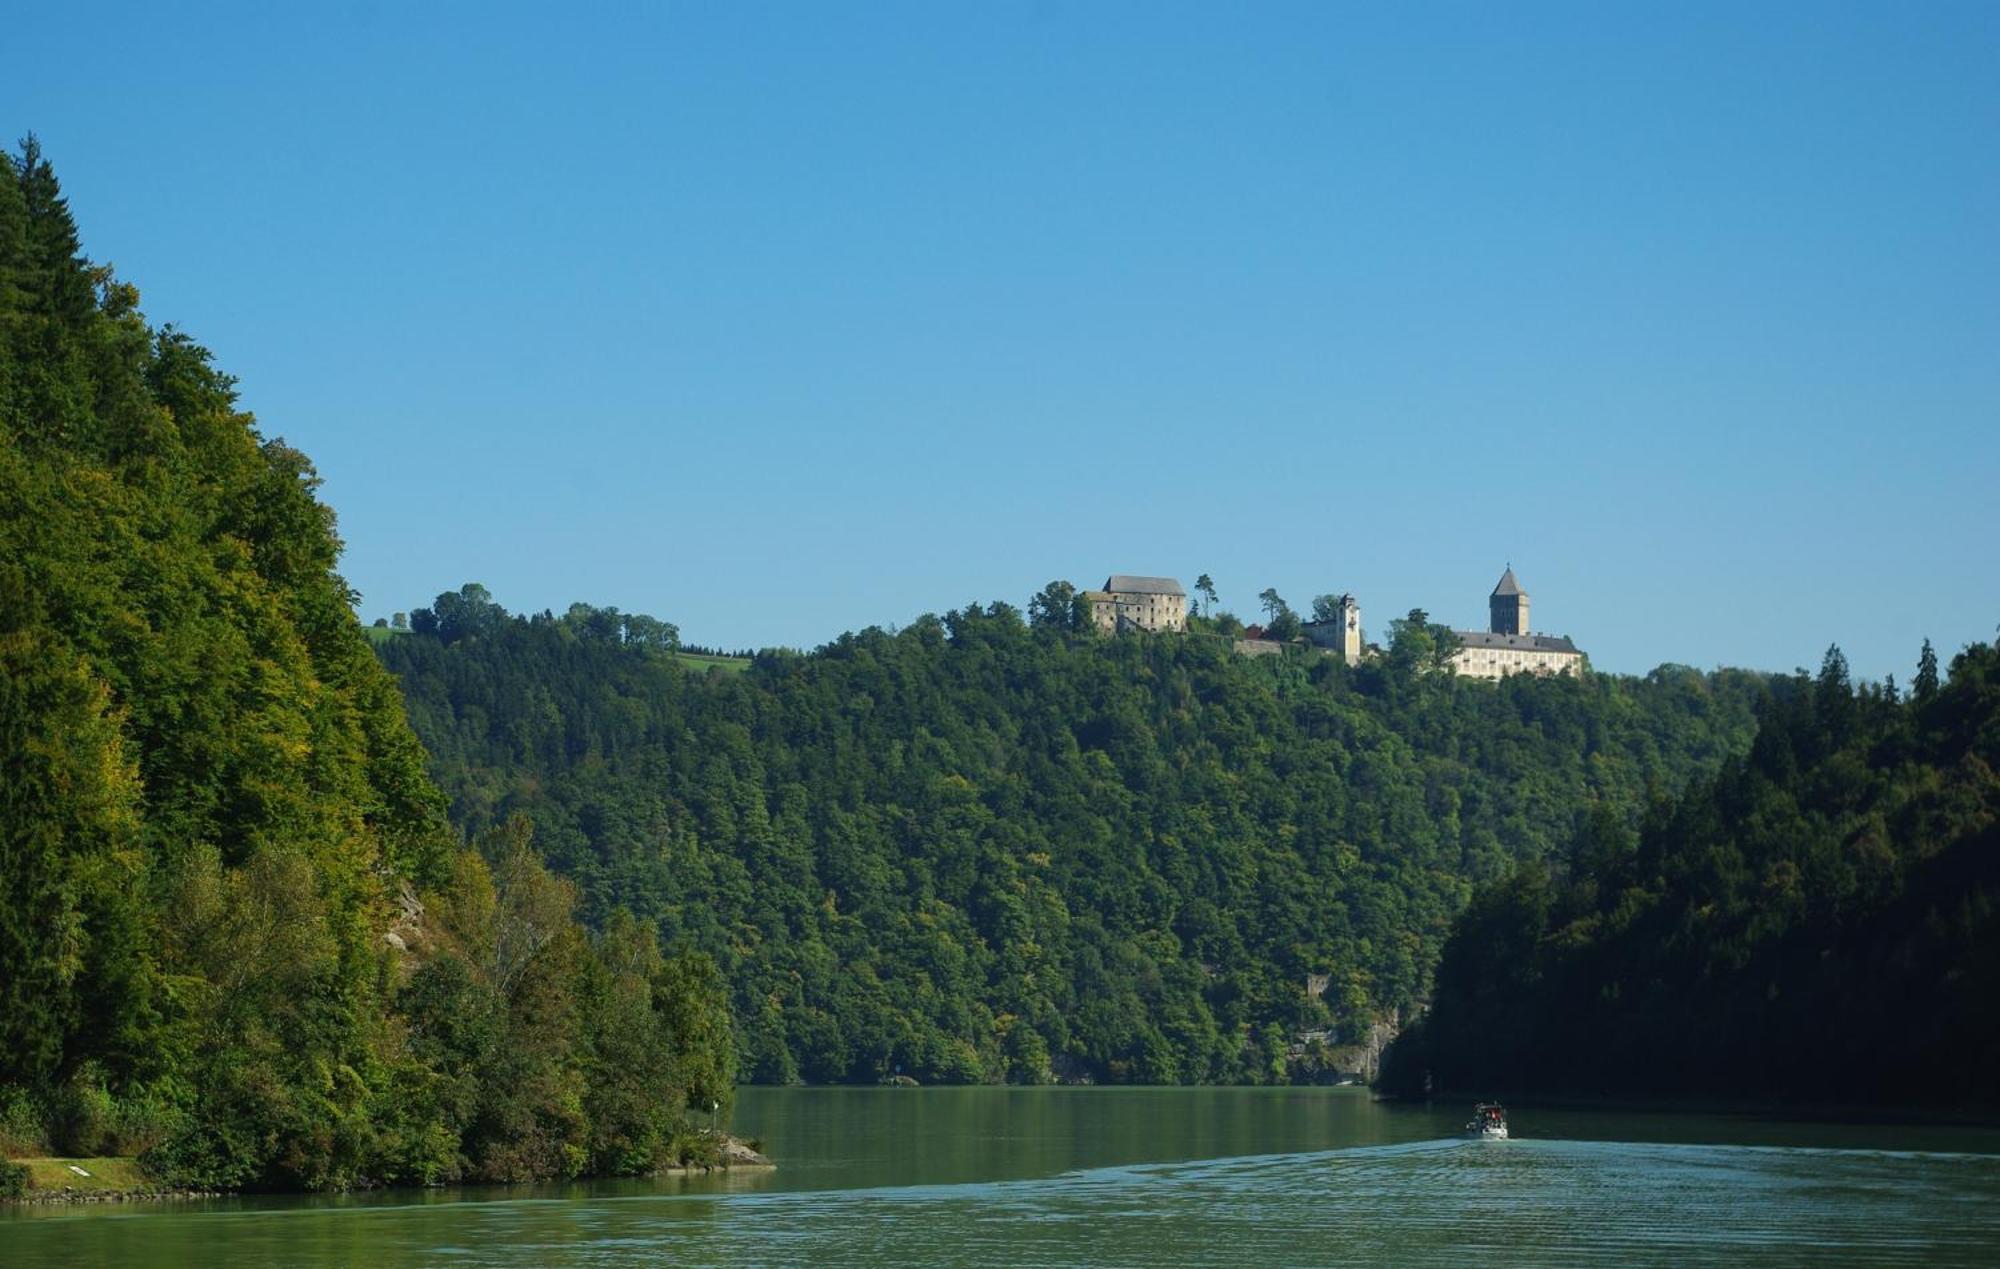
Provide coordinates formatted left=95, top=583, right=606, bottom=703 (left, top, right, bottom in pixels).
left=666, top=1134, right=773, bottom=1174
left=9, top=1185, right=225, bottom=1206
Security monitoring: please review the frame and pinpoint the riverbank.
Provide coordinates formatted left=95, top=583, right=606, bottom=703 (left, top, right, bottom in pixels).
left=1378, top=1089, right=2000, bottom=1128
left=3, top=1134, right=772, bottom=1206
left=9, top=1089, right=1999, bottom=1265
left=1, top=1157, right=222, bottom=1206
left=663, top=1134, right=774, bottom=1174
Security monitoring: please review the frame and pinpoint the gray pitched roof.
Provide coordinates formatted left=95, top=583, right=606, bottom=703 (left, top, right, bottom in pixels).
left=1454, top=630, right=1579, bottom=654
left=1104, top=575, right=1185, bottom=596
left=1491, top=568, right=1524, bottom=597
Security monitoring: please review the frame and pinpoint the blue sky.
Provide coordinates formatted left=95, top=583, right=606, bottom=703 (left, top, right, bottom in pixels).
left=8, top=2, right=1996, bottom=680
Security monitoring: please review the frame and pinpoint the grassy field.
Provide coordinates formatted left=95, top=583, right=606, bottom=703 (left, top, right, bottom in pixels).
left=362, top=627, right=746, bottom=673
left=12, top=1156, right=154, bottom=1194
left=673, top=650, right=752, bottom=675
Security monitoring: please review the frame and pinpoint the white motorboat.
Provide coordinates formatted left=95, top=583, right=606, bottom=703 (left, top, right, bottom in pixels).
left=1465, top=1102, right=1509, bottom=1139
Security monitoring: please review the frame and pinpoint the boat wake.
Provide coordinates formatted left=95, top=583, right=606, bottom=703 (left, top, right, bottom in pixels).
left=681, top=1136, right=2000, bottom=1266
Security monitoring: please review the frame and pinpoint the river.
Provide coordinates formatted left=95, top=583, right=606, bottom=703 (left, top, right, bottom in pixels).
left=6, top=1087, right=2000, bottom=1265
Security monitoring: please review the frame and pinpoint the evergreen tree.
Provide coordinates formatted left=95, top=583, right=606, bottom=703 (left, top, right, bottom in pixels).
left=1194, top=574, right=1217, bottom=617
left=376, top=581, right=1769, bottom=1086
left=1384, top=638, right=2000, bottom=1106
left=0, top=143, right=734, bottom=1189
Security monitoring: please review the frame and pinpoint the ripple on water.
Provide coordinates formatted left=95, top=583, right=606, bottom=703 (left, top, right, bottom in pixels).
left=6, top=1136, right=1999, bottom=1267
left=456, top=1137, right=1998, bottom=1268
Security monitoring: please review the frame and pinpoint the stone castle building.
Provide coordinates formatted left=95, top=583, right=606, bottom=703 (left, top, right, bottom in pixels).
left=1449, top=568, right=1584, bottom=680
left=1083, top=575, right=1188, bottom=634
left=1302, top=593, right=1363, bottom=666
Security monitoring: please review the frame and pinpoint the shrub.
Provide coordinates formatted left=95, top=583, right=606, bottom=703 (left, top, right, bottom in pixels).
left=0, top=1087, right=48, bottom=1157
left=50, top=1078, right=117, bottom=1156
left=0, top=1159, right=29, bottom=1199
left=48, top=1067, right=179, bottom=1157
left=104, top=1088, right=181, bottom=1157
left=671, top=1128, right=719, bottom=1170
left=140, top=1121, right=261, bottom=1192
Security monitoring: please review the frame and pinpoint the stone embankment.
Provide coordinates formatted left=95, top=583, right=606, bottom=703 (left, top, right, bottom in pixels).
left=9, top=1185, right=224, bottom=1206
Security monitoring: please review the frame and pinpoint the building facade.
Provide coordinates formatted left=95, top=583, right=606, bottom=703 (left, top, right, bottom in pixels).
left=1082, top=575, right=1188, bottom=634
left=1302, top=593, right=1363, bottom=666
left=1449, top=568, right=1585, bottom=680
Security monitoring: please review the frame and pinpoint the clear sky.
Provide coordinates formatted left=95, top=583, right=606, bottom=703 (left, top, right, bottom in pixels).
left=8, top=2, right=1996, bottom=680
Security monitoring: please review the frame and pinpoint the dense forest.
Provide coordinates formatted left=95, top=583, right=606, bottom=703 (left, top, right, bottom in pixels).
left=0, top=141, right=733, bottom=1194
left=1382, top=639, right=2000, bottom=1106
left=376, top=584, right=1768, bottom=1085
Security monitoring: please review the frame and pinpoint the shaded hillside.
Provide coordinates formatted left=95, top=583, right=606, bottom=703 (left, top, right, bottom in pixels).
left=1382, top=640, right=2000, bottom=1106
left=0, top=141, right=731, bottom=1191
left=379, top=586, right=1766, bottom=1084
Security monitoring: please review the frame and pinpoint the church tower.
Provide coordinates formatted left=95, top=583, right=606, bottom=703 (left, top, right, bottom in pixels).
left=1489, top=567, right=1529, bottom=636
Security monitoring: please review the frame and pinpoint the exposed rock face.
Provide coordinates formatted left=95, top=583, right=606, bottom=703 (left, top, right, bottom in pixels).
left=1286, top=1008, right=1405, bottom=1084
left=1353, top=1013, right=1401, bottom=1082
left=718, top=1138, right=771, bottom=1168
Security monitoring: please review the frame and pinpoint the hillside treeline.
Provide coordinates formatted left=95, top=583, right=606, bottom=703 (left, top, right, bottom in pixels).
left=377, top=585, right=1767, bottom=1085
left=0, top=141, right=732, bottom=1192
left=1381, top=640, right=2000, bottom=1106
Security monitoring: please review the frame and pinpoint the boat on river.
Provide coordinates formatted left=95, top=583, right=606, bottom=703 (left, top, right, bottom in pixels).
left=1465, top=1103, right=1509, bottom=1139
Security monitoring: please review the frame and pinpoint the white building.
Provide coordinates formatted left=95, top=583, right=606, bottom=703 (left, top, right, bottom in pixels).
left=1449, top=568, right=1585, bottom=680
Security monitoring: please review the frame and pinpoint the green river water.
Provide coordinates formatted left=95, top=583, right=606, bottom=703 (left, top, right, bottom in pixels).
left=6, top=1087, right=2000, bottom=1265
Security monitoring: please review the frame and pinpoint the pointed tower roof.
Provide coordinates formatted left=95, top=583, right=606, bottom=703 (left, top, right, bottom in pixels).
left=1491, top=567, right=1524, bottom=597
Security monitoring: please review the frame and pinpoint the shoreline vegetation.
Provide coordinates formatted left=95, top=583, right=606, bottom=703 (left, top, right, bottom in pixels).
left=0, top=142, right=744, bottom=1197
left=1381, top=639, right=2000, bottom=1110
left=2, top=1133, right=772, bottom=1206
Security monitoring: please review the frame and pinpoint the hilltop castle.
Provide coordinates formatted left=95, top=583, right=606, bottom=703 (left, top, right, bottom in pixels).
left=1082, top=575, right=1188, bottom=633
left=1448, top=568, right=1584, bottom=680
left=1082, top=567, right=1584, bottom=681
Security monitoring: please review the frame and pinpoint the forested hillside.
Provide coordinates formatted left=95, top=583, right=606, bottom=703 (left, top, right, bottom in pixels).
left=0, top=141, right=732, bottom=1193
left=378, top=585, right=1767, bottom=1084
left=1381, top=640, right=2000, bottom=1106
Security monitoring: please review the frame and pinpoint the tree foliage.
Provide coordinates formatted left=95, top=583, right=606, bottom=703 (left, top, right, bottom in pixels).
left=377, top=584, right=1768, bottom=1086
left=1028, top=580, right=1080, bottom=632
left=0, top=141, right=731, bottom=1188
left=1383, top=638, right=2000, bottom=1106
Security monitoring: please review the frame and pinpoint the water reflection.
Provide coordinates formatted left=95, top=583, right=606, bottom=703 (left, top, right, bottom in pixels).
left=6, top=1089, right=1999, bottom=1267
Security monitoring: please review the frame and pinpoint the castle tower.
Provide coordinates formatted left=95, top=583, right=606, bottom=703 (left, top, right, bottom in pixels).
left=1334, top=593, right=1362, bottom=666
left=1489, top=567, right=1529, bottom=636
left=1307, top=593, right=1363, bottom=665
